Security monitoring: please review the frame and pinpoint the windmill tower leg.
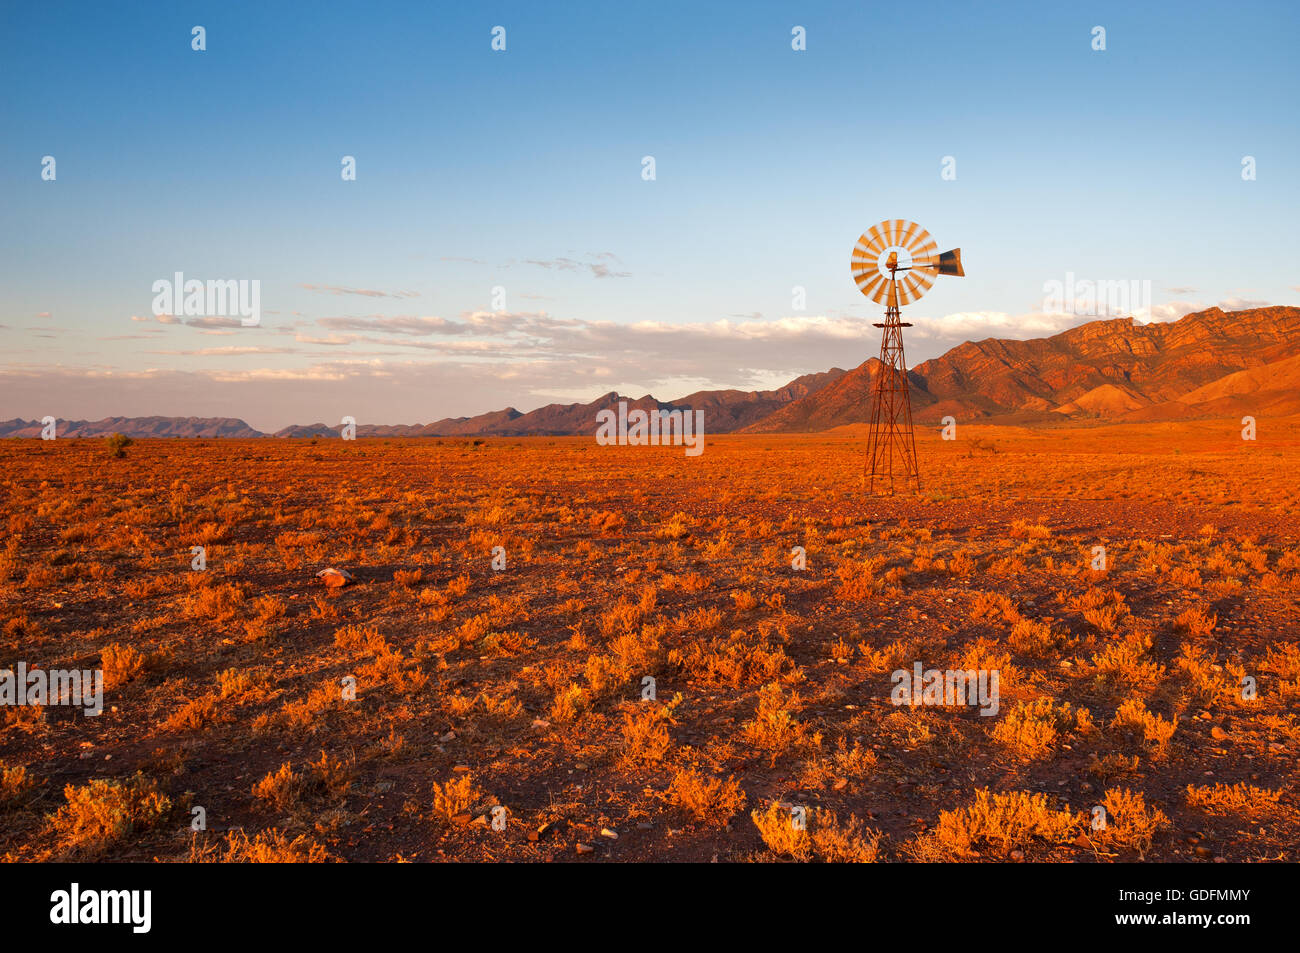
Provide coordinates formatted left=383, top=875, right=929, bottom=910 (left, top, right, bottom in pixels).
left=866, top=282, right=921, bottom=494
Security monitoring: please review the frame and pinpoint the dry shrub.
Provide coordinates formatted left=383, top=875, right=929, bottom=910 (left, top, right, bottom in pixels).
left=1088, top=752, right=1140, bottom=781
left=751, top=801, right=809, bottom=860
left=991, top=699, right=1080, bottom=760
left=307, top=750, right=355, bottom=798
left=918, top=789, right=1077, bottom=860
left=1086, top=632, right=1163, bottom=688
left=252, top=762, right=303, bottom=811
left=589, top=510, right=626, bottom=534
left=183, top=582, right=245, bottom=624
left=242, top=595, right=286, bottom=641
left=970, top=591, right=1020, bottom=624
left=743, top=683, right=808, bottom=757
left=550, top=683, right=587, bottom=723
left=667, top=767, right=746, bottom=825
left=835, top=557, right=886, bottom=601
left=191, top=829, right=332, bottom=863
left=1, top=763, right=34, bottom=809
left=431, top=772, right=483, bottom=821
left=621, top=703, right=674, bottom=764
left=48, top=774, right=172, bottom=857
left=668, top=630, right=789, bottom=686
left=101, top=642, right=145, bottom=689
left=1110, top=698, right=1177, bottom=758
left=1185, top=782, right=1283, bottom=817
left=1008, top=618, right=1060, bottom=656
left=1174, top=606, right=1218, bottom=638
left=1093, top=787, right=1169, bottom=857
left=161, top=693, right=221, bottom=732
left=810, top=811, right=882, bottom=863
left=655, top=512, right=691, bottom=539
left=334, top=624, right=388, bottom=654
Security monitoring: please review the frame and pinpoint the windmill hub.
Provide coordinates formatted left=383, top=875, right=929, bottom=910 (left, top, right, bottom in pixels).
left=850, top=219, right=964, bottom=494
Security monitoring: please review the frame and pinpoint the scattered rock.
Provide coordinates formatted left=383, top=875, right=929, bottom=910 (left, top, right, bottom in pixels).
left=528, top=822, right=553, bottom=843
left=1210, top=726, right=1230, bottom=741
left=1194, top=845, right=1213, bottom=859
left=600, top=828, right=618, bottom=839
left=315, top=567, right=354, bottom=588
left=576, top=843, right=594, bottom=855
left=1009, top=849, right=1024, bottom=861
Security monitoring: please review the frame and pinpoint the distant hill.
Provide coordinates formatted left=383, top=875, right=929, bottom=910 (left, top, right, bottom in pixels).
left=0, top=416, right=263, bottom=439
left=743, top=305, right=1300, bottom=431
left=6, top=306, right=1296, bottom=438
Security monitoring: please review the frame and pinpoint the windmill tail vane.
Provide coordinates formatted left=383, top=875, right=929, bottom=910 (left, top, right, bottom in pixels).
left=850, top=219, right=964, bottom=495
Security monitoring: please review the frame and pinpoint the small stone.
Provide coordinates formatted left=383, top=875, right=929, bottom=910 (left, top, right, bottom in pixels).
left=316, top=567, right=353, bottom=588
left=1009, top=849, right=1024, bottom=861
left=452, top=765, right=470, bottom=773
left=600, top=828, right=618, bottom=839
left=451, top=813, right=473, bottom=827
left=440, top=731, right=456, bottom=742
left=1194, top=845, right=1213, bottom=859
left=576, top=843, right=594, bottom=855
left=532, top=718, right=551, bottom=728
left=1210, top=726, right=1229, bottom=741
left=833, top=778, right=848, bottom=791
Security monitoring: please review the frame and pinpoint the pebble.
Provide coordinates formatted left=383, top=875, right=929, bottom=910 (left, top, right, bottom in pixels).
left=576, top=843, right=594, bottom=855
left=600, top=828, right=618, bottom=839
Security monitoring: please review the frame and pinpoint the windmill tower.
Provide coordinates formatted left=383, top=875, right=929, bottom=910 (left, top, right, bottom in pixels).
left=851, top=220, right=964, bottom=494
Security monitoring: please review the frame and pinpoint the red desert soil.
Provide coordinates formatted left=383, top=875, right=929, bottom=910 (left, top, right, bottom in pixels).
left=1, top=419, right=1297, bottom=862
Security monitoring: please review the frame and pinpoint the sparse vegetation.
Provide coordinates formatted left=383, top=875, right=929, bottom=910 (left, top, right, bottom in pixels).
left=2, top=423, right=1297, bottom=861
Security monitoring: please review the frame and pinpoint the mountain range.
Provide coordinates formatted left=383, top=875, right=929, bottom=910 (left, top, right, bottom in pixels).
left=3, top=306, right=1297, bottom=439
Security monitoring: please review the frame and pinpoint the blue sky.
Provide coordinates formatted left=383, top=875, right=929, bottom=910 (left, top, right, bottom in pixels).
left=2, top=0, right=1297, bottom=430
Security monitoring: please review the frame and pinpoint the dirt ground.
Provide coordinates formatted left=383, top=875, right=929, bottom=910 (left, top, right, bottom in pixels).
left=1, top=419, right=1297, bottom=862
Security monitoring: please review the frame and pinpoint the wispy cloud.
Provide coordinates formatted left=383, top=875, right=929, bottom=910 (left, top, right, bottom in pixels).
left=299, top=283, right=420, bottom=299
left=522, top=255, right=630, bottom=279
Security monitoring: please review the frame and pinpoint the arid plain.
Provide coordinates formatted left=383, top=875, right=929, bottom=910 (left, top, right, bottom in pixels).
left=2, top=419, right=1298, bottom=862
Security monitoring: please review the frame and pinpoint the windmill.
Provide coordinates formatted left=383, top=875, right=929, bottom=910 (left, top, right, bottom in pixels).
left=851, top=220, right=964, bottom=494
